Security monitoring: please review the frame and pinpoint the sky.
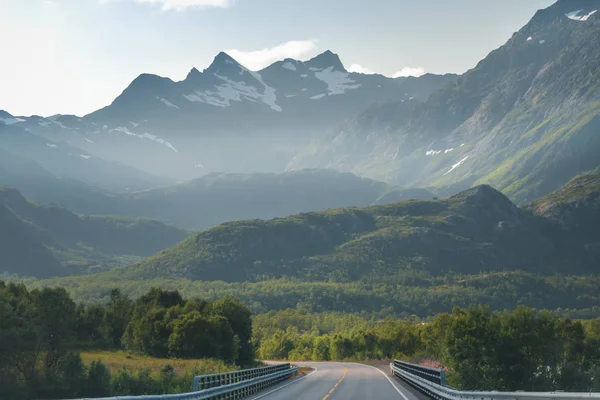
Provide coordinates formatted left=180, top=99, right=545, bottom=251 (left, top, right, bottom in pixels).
left=0, top=0, right=555, bottom=117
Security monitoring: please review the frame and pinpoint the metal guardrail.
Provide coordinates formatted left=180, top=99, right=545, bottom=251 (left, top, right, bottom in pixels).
left=193, top=363, right=292, bottom=391
left=390, top=361, right=600, bottom=400
left=393, top=359, right=446, bottom=386
left=69, top=364, right=297, bottom=400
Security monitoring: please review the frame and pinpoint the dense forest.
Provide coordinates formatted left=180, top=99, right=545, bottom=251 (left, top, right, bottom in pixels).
left=0, top=282, right=252, bottom=399
left=254, top=307, right=600, bottom=392
left=25, top=270, right=600, bottom=318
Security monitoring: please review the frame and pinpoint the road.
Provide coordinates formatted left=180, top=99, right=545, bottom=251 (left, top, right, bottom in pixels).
left=249, top=362, right=430, bottom=400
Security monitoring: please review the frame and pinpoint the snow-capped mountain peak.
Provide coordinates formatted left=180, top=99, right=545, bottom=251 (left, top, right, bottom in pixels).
left=205, top=51, right=244, bottom=74
left=305, top=50, right=346, bottom=72
left=0, top=110, right=25, bottom=125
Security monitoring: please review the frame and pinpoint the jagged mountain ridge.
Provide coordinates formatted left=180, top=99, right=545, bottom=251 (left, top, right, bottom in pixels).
left=289, top=0, right=600, bottom=203
left=1, top=51, right=457, bottom=180
left=0, top=117, right=167, bottom=192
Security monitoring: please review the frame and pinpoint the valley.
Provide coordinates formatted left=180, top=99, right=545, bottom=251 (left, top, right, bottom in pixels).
left=2, top=0, right=600, bottom=398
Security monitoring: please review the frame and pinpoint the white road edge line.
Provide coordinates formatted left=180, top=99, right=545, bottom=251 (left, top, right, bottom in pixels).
left=248, top=367, right=319, bottom=400
left=350, top=363, right=410, bottom=400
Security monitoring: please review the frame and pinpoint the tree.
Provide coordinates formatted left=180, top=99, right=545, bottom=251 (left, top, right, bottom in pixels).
left=209, top=297, right=253, bottom=364
left=167, top=312, right=234, bottom=360
left=312, top=335, right=331, bottom=361
left=102, top=289, right=133, bottom=347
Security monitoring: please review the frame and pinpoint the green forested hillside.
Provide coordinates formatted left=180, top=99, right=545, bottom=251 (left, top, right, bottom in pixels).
left=0, top=187, right=190, bottom=277
left=115, top=175, right=600, bottom=282
left=23, top=175, right=600, bottom=317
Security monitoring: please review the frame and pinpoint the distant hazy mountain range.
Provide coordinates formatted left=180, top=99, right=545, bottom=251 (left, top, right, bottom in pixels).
left=1, top=0, right=599, bottom=213
left=0, top=51, right=456, bottom=182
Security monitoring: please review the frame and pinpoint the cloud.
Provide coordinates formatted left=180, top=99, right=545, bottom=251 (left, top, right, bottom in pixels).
left=392, top=66, right=426, bottom=78
left=103, top=0, right=233, bottom=11
left=226, top=40, right=319, bottom=71
left=347, top=64, right=375, bottom=75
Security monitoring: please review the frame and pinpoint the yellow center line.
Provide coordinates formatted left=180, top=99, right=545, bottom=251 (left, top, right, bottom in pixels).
left=322, top=368, right=348, bottom=400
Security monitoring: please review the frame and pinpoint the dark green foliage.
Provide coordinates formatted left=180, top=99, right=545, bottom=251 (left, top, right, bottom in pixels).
left=103, top=289, right=133, bottom=347
left=253, top=306, right=600, bottom=392
left=0, top=283, right=251, bottom=399
left=86, top=361, right=112, bottom=397
left=121, top=289, right=250, bottom=364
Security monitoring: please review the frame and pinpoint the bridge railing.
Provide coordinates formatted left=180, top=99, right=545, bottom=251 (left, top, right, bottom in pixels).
left=193, top=363, right=292, bottom=391
left=69, top=363, right=297, bottom=400
left=392, top=359, right=446, bottom=386
left=390, top=360, right=600, bottom=400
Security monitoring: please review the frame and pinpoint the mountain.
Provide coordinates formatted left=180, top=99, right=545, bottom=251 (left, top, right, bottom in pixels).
left=0, top=154, right=435, bottom=230
left=0, top=203, right=64, bottom=278
left=0, top=147, right=130, bottom=214
left=118, top=169, right=436, bottom=230
left=112, top=175, right=600, bottom=282
left=0, top=115, right=167, bottom=192
left=529, top=174, right=600, bottom=242
left=289, top=0, right=600, bottom=203
left=0, top=187, right=190, bottom=277
left=5, top=53, right=456, bottom=180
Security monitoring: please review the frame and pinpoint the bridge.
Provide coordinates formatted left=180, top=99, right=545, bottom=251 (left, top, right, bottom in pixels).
left=70, top=360, right=600, bottom=400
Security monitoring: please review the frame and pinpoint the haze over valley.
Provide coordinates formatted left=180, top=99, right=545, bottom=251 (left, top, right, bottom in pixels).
left=2, top=1, right=600, bottom=398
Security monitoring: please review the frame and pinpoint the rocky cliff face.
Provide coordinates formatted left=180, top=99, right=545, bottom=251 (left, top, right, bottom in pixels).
left=289, top=0, right=600, bottom=204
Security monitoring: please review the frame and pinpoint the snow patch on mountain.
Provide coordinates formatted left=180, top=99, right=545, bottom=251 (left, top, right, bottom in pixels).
left=311, top=94, right=327, bottom=100
left=301, top=74, right=308, bottom=78
left=426, top=150, right=441, bottom=156
left=158, top=97, right=180, bottom=109
left=309, top=67, right=322, bottom=72
left=314, top=66, right=361, bottom=95
left=140, top=133, right=178, bottom=153
left=85, top=138, right=95, bottom=144
left=444, top=156, right=469, bottom=175
left=248, top=71, right=282, bottom=112
left=51, top=120, right=70, bottom=130
left=0, top=117, right=25, bottom=125
left=113, top=126, right=178, bottom=153
left=565, top=9, right=597, bottom=21
left=184, top=70, right=281, bottom=112
left=46, top=143, right=58, bottom=148
left=444, top=148, right=454, bottom=154
left=80, top=154, right=92, bottom=160
left=282, top=62, right=297, bottom=71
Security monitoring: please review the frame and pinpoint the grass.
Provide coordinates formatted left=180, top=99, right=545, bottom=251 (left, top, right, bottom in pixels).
left=79, top=349, right=236, bottom=375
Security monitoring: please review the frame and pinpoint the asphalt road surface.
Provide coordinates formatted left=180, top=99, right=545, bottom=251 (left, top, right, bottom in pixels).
left=248, top=362, right=431, bottom=400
